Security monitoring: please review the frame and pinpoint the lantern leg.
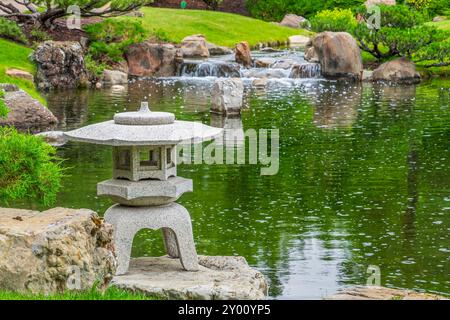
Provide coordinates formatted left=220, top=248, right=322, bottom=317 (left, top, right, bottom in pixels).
left=162, top=227, right=179, bottom=258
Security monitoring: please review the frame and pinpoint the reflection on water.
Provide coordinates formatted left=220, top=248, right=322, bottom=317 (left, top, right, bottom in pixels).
left=35, top=78, right=450, bottom=299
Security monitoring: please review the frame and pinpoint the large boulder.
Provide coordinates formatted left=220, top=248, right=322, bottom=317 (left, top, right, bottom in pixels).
left=211, top=78, right=244, bottom=116
left=0, top=88, right=58, bottom=132
left=0, top=207, right=116, bottom=294
left=372, top=58, right=420, bottom=84
left=311, top=32, right=363, bottom=80
left=280, top=14, right=307, bottom=29
left=235, top=41, right=252, bottom=67
left=180, top=34, right=210, bottom=59
left=126, top=42, right=181, bottom=77
left=327, top=286, right=446, bottom=300
left=32, top=41, right=88, bottom=90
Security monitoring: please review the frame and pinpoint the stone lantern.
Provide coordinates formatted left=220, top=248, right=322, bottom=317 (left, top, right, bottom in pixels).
left=64, top=102, right=222, bottom=275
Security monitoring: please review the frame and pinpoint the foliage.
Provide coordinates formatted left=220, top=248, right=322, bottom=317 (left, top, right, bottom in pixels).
left=84, top=19, right=147, bottom=63
left=416, top=37, right=450, bottom=67
left=353, top=4, right=446, bottom=60
left=0, top=89, right=7, bottom=118
left=0, top=17, right=27, bottom=43
left=84, top=53, right=107, bottom=81
left=245, top=0, right=364, bottom=21
left=30, top=28, right=51, bottom=44
left=0, top=286, right=158, bottom=300
left=122, top=7, right=306, bottom=48
left=202, top=0, right=224, bottom=10
left=310, top=8, right=357, bottom=32
left=405, top=0, right=432, bottom=11
left=0, top=127, right=62, bottom=207
left=0, top=39, right=43, bottom=104
left=406, top=0, right=450, bottom=16
left=0, top=0, right=151, bottom=28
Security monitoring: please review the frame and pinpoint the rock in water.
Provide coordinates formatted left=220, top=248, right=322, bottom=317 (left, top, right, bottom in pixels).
left=372, top=58, right=420, bottom=84
left=102, top=70, right=128, bottom=86
left=327, top=286, right=447, bottom=300
left=0, top=207, right=116, bottom=294
left=0, top=89, right=58, bottom=132
left=235, top=41, right=252, bottom=67
left=180, top=34, right=210, bottom=59
left=126, top=42, right=181, bottom=77
left=289, top=35, right=310, bottom=48
left=112, top=256, right=268, bottom=300
left=206, top=42, right=233, bottom=56
left=32, top=41, right=88, bottom=90
left=311, top=32, right=363, bottom=80
left=280, top=14, right=307, bottom=28
left=211, top=78, right=244, bottom=116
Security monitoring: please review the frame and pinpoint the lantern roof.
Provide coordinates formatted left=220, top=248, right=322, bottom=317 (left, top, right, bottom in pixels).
left=64, top=102, right=223, bottom=146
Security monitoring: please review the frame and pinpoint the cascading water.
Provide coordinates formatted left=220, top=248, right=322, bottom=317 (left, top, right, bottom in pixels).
left=178, top=49, right=322, bottom=79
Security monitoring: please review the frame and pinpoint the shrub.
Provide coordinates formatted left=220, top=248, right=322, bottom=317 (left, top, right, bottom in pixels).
left=245, top=0, right=364, bottom=21
left=84, top=53, right=107, bottom=81
left=416, top=37, right=450, bottom=67
left=406, top=0, right=450, bottom=16
left=30, top=28, right=51, bottom=43
left=0, top=17, right=27, bottom=44
left=84, top=19, right=147, bottom=64
left=352, top=4, right=440, bottom=60
left=310, top=8, right=357, bottom=32
left=0, top=90, right=7, bottom=118
left=0, top=127, right=62, bottom=206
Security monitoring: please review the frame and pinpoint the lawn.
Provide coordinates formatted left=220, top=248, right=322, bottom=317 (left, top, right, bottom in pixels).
left=428, top=19, right=450, bottom=30
left=0, top=286, right=156, bottom=300
left=124, top=7, right=309, bottom=47
left=0, top=38, right=43, bottom=103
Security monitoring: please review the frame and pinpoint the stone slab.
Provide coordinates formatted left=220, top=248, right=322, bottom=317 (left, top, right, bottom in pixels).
left=326, top=286, right=448, bottom=300
left=111, top=255, right=268, bottom=300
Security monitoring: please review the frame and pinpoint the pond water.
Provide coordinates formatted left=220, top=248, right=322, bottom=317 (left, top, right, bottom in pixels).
left=24, top=69, right=450, bottom=298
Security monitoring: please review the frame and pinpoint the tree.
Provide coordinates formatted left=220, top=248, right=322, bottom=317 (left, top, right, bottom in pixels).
left=202, top=0, right=223, bottom=11
left=353, top=4, right=447, bottom=60
left=0, top=0, right=151, bottom=29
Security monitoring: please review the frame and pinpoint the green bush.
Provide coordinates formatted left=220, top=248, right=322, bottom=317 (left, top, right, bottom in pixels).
left=0, top=90, right=7, bottom=118
left=84, top=53, right=107, bottom=80
left=416, top=37, right=450, bottom=67
left=0, top=127, right=62, bottom=206
left=0, top=17, right=27, bottom=44
left=245, top=0, right=364, bottom=21
left=406, top=0, right=450, bottom=17
left=310, top=8, right=357, bottom=32
left=84, top=19, right=147, bottom=63
left=352, top=4, right=440, bottom=60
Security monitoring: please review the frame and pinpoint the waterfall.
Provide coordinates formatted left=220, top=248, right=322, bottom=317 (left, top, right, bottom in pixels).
left=289, top=63, right=321, bottom=78
left=179, top=61, right=242, bottom=78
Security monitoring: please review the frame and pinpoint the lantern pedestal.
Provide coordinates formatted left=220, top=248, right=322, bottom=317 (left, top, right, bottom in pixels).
left=105, top=203, right=199, bottom=275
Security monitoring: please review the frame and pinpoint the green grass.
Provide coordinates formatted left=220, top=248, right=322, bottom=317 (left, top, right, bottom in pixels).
left=0, top=286, right=157, bottom=300
left=428, top=19, right=450, bottom=30
left=124, top=7, right=309, bottom=47
left=0, top=38, right=44, bottom=104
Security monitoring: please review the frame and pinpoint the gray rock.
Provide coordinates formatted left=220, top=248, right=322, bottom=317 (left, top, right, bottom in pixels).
left=289, top=35, right=310, bottom=48
left=102, top=70, right=128, bottom=85
left=372, top=58, right=420, bottom=84
left=126, top=42, right=181, bottom=77
left=6, top=68, right=34, bottom=82
left=0, top=207, right=116, bottom=294
left=0, top=89, right=58, bottom=132
left=255, top=58, right=275, bottom=68
left=36, top=131, right=68, bottom=146
left=0, top=83, right=19, bottom=92
left=112, top=255, right=268, bottom=300
left=362, top=70, right=373, bottom=82
left=432, top=16, right=447, bottom=22
left=364, top=0, right=396, bottom=7
left=206, top=42, right=233, bottom=56
left=211, top=78, right=244, bottom=116
left=270, top=59, right=298, bottom=69
left=326, top=286, right=447, bottom=300
left=180, top=34, right=210, bottom=59
left=311, top=32, right=363, bottom=80
left=304, top=46, right=319, bottom=63
left=280, top=14, right=307, bottom=29
left=32, top=41, right=88, bottom=90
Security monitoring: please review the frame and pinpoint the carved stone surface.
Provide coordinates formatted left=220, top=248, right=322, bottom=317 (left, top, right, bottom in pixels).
left=97, top=176, right=193, bottom=206
left=112, top=255, right=268, bottom=300
left=104, top=203, right=199, bottom=275
left=211, top=78, right=244, bottom=116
